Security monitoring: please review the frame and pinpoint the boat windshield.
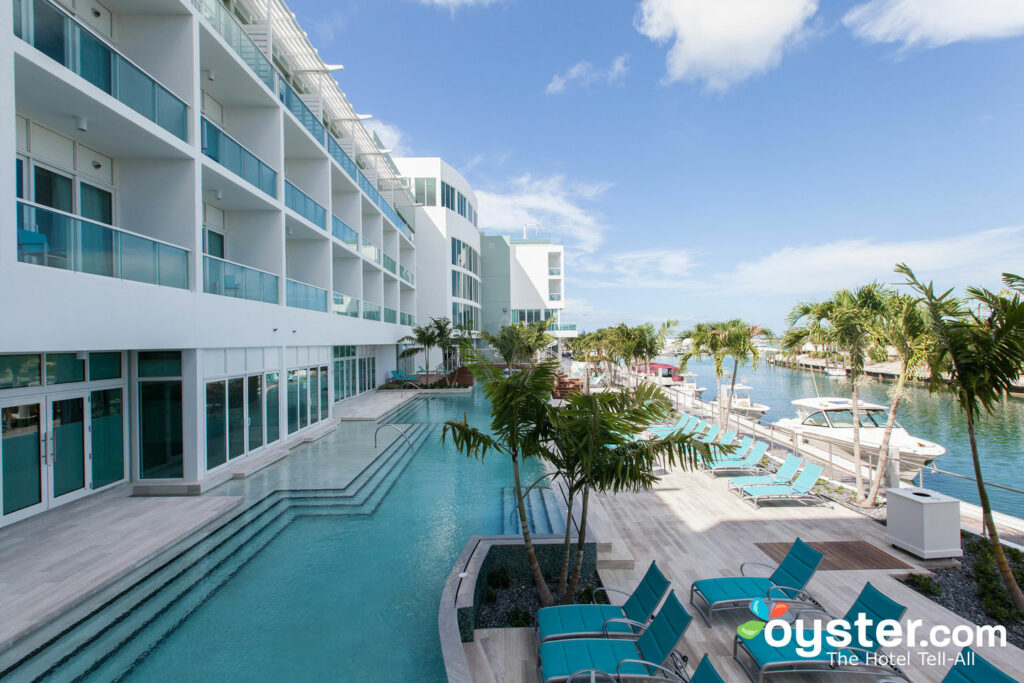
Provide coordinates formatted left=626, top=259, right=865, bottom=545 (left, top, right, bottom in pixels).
left=825, top=409, right=890, bottom=427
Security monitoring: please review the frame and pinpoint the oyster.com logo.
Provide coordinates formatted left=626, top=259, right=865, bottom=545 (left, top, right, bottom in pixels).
left=737, top=598, right=789, bottom=640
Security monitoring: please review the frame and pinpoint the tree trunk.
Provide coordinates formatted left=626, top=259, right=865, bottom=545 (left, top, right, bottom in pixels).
left=725, top=358, right=739, bottom=418
left=564, top=485, right=590, bottom=603
left=966, top=407, right=1024, bottom=612
left=865, top=361, right=907, bottom=507
left=558, top=486, right=575, bottom=596
left=513, top=454, right=555, bottom=606
left=851, top=381, right=865, bottom=502
left=424, top=348, right=431, bottom=384
left=715, top=373, right=722, bottom=421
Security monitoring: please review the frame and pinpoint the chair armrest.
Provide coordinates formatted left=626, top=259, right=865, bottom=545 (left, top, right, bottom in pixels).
left=615, top=659, right=684, bottom=682
left=793, top=606, right=834, bottom=621
left=601, top=617, right=647, bottom=636
left=592, top=587, right=631, bottom=600
left=739, top=561, right=775, bottom=577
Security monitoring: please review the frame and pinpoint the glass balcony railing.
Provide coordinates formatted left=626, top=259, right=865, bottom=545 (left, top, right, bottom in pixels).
left=400, top=311, right=415, bottom=326
left=203, top=254, right=278, bottom=304
left=332, top=292, right=359, bottom=318
left=278, top=78, right=325, bottom=145
left=285, top=180, right=326, bottom=229
left=361, top=237, right=381, bottom=265
left=549, top=267, right=562, bottom=276
left=16, top=200, right=189, bottom=289
left=201, top=117, right=277, bottom=197
left=549, top=293, right=562, bottom=301
left=331, top=215, right=358, bottom=248
left=383, top=307, right=397, bottom=324
left=15, top=0, right=189, bottom=141
left=362, top=301, right=381, bottom=322
left=193, top=0, right=274, bottom=91
left=286, top=278, right=327, bottom=312
left=550, top=323, right=577, bottom=332
left=382, top=253, right=396, bottom=274
left=399, top=265, right=414, bottom=285
left=327, top=136, right=358, bottom=180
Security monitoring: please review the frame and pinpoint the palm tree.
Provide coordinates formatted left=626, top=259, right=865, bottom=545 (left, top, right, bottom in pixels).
left=863, top=292, right=933, bottom=507
left=442, top=343, right=560, bottom=606
left=679, top=322, right=729, bottom=408
left=546, top=382, right=714, bottom=602
left=898, top=264, right=1024, bottom=612
left=430, top=317, right=463, bottom=386
left=481, top=320, right=554, bottom=368
left=398, top=322, right=439, bottom=382
left=720, top=320, right=774, bottom=418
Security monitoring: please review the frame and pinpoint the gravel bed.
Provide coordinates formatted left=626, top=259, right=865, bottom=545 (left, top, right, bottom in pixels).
left=476, top=572, right=605, bottom=629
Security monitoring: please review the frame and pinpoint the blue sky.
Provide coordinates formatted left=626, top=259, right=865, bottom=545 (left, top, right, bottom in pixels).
left=288, top=0, right=1024, bottom=332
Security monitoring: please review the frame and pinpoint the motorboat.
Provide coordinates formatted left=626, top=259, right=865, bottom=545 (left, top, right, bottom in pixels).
left=712, top=383, right=770, bottom=420
left=636, top=363, right=707, bottom=397
left=774, top=397, right=945, bottom=480
left=824, top=365, right=848, bottom=377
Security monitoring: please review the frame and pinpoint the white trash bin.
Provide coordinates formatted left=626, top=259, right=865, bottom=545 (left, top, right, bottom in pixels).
left=884, top=487, right=963, bottom=560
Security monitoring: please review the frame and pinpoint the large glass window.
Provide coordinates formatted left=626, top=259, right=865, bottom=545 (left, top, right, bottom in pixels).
left=228, top=377, right=244, bottom=459
left=91, top=388, right=124, bottom=488
left=80, top=183, right=112, bottom=225
left=206, top=381, right=227, bottom=470
left=89, top=352, right=121, bottom=380
left=265, top=373, right=280, bottom=444
left=34, top=166, right=74, bottom=212
left=287, top=370, right=299, bottom=434
left=2, top=403, right=42, bottom=514
left=414, top=177, right=436, bottom=206
left=298, top=369, right=309, bottom=429
left=309, top=370, right=319, bottom=425
left=248, top=375, right=263, bottom=451
left=0, top=354, right=41, bottom=389
left=139, top=381, right=183, bottom=479
left=139, top=351, right=181, bottom=378
left=45, top=353, right=85, bottom=385
left=319, top=367, right=328, bottom=420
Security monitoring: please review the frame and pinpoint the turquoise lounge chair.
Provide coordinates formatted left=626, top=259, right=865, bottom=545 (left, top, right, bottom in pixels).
left=942, top=646, right=1016, bottom=682
left=390, top=369, right=417, bottom=382
left=703, top=442, right=768, bottom=476
left=712, top=436, right=752, bottom=462
left=685, top=655, right=724, bottom=683
left=733, top=582, right=908, bottom=682
left=739, top=463, right=825, bottom=508
left=646, top=415, right=695, bottom=438
left=690, top=538, right=823, bottom=626
left=717, top=430, right=737, bottom=446
left=697, top=425, right=721, bottom=444
left=536, top=561, right=670, bottom=643
left=538, top=590, right=693, bottom=683
left=727, top=454, right=803, bottom=492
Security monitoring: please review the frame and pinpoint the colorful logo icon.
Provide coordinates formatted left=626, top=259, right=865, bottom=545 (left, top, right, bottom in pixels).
left=737, top=598, right=789, bottom=639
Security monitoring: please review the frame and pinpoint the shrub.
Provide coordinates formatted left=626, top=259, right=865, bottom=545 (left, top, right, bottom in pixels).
left=487, top=567, right=512, bottom=589
left=483, top=588, right=497, bottom=604
left=965, top=535, right=1024, bottom=624
left=505, top=607, right=531, bottom=627
left=577, top=586, right=595, bottom=604
left=904, top=573, right=941, bottom=597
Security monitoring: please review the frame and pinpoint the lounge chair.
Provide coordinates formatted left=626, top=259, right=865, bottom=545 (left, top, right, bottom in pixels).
left=646, top=415, right=695, bottom=438
left=536, top=561, right=670, bottom=643
left=733, top=582, right=908, bottom=682
left=712, top=436, right=752, bottom=462
left=703, top=442, right=768, bottom=477
left=690, top=538, right=823, bottom=626
left=739, top=463, right=825, bottom=508
left=684, top=655, right=724, bottom=683
left=727, top=454, right=803, bottom=492
left=697, top=425, right=721, bottom=444
left=942, top=646, right=1016, bottom=682
left=717, top=430, right=737, bottom=446
left=538, top=590, right=693, bottom=683
left=390, top=369, right=417, bottom=382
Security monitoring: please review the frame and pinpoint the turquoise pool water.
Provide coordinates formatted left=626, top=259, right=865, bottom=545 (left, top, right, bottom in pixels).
left=6, top=388, right=549, bottom=681
left=670, top=357, right=1024, bottom=517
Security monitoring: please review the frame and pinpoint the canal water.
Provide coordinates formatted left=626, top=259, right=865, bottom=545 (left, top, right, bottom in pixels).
left=663, top=356, right=1024, bottom=518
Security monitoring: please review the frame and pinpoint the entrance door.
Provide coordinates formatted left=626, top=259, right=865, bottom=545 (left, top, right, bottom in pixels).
left=47, top=393, right=90, bottom=506
left=0, top=399, right=47, bottom=523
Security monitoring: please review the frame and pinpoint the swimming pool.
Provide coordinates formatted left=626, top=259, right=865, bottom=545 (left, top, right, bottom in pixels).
left=2, top=388, right=553, bottom=681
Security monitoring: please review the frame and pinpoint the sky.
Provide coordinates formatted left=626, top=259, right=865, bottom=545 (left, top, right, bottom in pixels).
left=286, top=0, right=1024, bottom=332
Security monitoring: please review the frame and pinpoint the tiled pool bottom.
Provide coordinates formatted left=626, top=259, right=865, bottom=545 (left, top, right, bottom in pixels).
left=4, top=390, right=548, bottom=681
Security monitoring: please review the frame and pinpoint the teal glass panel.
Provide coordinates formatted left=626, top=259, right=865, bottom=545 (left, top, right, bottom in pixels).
left=248, top=376, right=263, bottom=451
left=308, top=370, right=319, bottom=424
left=120, top=232, right=157, bottom=284
left=13, top=0, right=24, bottom=39
left=158, top=243, right=189, bottom=288
left=115, top=56, right=155, bottom=121
left=80, top=183, right=112, bottom=225
left=265, top=373, right=279, bottom=444
left=2, top=403, right=42, bottom=514
left=228, top=377, right=244, bottom=459
left=90, top=388, right=124, bottom=488
left=298, top=369, right=308, bottom=429
left=286, top=370, right=299, bottom=434
left=156, top=85, right=188, bottom=141
left=51, top=397, right=85, bottom=497
left=206, top=381, right=226, bottom=470
left=138, top=351, right=181, bottom=378
left=319, top=367, right=328, bottom=420
left=77, top=28, right=112, bottom=94
left=0, top=355, right=41, bottom=389
left=31, top=0, right=68, bottom=65
left=347, top=359, right=356, bottom=398
left=139, top=381, right=183, bottom=479
left=206, top=230, right=225, bottom=258
left=80, top=218, right=116, bottom=277
left=89, top=352, right=121, bottom=380
left=45, top=353, right=85, bottom=384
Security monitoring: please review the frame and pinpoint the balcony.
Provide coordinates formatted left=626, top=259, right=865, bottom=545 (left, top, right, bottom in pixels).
left=400, top=311, right=415, bottom=326
left=285, top=181, right=326, bottom=229
left=278, top=79, right=325, bottom=145
left=203, top=255, right=278, bottom=304
left=332, top=215, right=358, bottom=248
left=194, top=0, right=275, bottom=91
left=550, top=323, right=577, bottom=331
left=548, top=267, right=562, bottom=276
left=201, top=117, right=277, bottom=197
left=382, top=253, right=396, bottom=274
left=327, top=136, right=358, bottom=181
left=362, top=301, right=381, bottom=322
left=332, top=292, right=359, bottom=318
left=399, top=265, right=414, bottom=285
left=285, top=278, right=327, bottom=312
left=549, top=293, right=562, bottom=301
left=15, top=0, right=189, bottom=141
left=361, top=237, right=381, bottom=265
left=16, top=200, right=189, bottom=289
left=383, top=307, right=397, bottom=324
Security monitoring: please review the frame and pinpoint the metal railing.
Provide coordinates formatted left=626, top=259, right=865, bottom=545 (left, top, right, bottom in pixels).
left=16, top=200, right=189, bottom=289
left=203, top=254, right=278, bottom=303
left=399, top=264, right=414, bottom=285
left=285, top=278, right=327, bottom=312
left=400, top=311, right=415, bottom=326
left=549, top=293, right=562, bottom=301
left=362, top=301, right=381, bottom=321
left=383, top=307, right=397, bottom=324
left=548, top=267, right=562, bottom=276
left=382, top=253, right=397, bottom=274
left=277, top=77, right=325, bottom=144
left=193, top=0, right=275, bottom=90
left=331, top=215, right=359, bottom=247
left=361, top=237, right=381, bottom=264
left=332, top=291, right=359, bottom=317
left=201, top=117, right=277, bottom=197
left=16, top=0, right=189, bottom=141
left=284, top=180, right=326, bottom=228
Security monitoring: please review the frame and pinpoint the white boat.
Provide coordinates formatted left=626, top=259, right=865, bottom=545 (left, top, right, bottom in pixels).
left=774, top=397, right=945, bottom=480
left=824, top=365, right=847, bottom=377
left=712, top=383, right=770, bottom=420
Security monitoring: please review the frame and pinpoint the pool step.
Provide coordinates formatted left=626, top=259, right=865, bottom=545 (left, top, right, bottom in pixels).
left=0, top=424, right=431, bottom=683
left=501, top=486, right=564, bottom=536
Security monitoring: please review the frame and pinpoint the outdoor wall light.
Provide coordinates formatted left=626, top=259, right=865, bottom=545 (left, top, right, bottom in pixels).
left=92, top=161, right=102, bottom=170
left=206, top=70, right=215, bottom=82
left=75, top=116, right=87, bottom=132
left=214, top=190, right=224, bottom=201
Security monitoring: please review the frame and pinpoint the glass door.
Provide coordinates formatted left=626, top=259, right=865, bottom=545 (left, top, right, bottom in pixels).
left=47, top=392, right=89, bottom=506
left=1, top=399, right=46, bottom=522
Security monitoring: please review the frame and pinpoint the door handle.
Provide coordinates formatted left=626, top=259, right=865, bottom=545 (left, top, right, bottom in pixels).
left=41, top=431, right=48, bottom=465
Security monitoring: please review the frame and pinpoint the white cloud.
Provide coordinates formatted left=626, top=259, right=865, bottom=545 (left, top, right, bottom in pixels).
left=364, top=120, right=411, bottom=157
left=546, top=54, right=631, bottom=94
left=476, top=175, right=612, bottom=252
left=576, top=248, right=698, bottom=290
left=634, top=0, right=818, bottom=91
left=844, top=0, right=1024, bottom=48
left=416, top=0, right=501, bottom=8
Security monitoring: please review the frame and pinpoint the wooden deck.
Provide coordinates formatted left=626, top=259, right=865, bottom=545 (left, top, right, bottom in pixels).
left=755, top=540, right=912, bottom=571
left=474, top=464, right=1024, bottom=682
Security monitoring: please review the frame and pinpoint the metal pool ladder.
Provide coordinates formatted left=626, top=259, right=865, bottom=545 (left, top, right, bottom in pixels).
left=374, top=423, right=414, bottom=452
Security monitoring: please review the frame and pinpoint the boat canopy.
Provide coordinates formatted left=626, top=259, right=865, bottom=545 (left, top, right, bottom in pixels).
left=791, top=397, right=888, bottom=412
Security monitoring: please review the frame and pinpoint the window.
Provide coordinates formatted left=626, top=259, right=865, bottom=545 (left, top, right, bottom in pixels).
left=0, top=354, right=41, bottom=389
left=452, top=302, right=480, bottom=331
left=90, top=388, right=124, bottom=489
left=89, top=352, right=121, bottom=380
left=46, top=353, right=85, bottom=384
left=457, top=192, right=466, bottom=217
left=265, top=373, right=280, bottom=444
left=205, top=230, right=225, bottom=259
left=139, top=351, right=182, bottom=378
left=228, top=377, right=245, bottom=459
left=452, top=271, right=480, bottom=302
left=451, top=238, right=479, bottom=275
left=414, top=177, right=436, bottom=206
left=139, top=381, right=183, bottom=479
left=248, top=375, right=263, bottom=451
left=206, top=381, right=227, bottom=470
left=802, top=411, right=830, bottom=427
left=80, top=183, right=112, bottom=225
left=441, top=181, right=456, bottom=211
